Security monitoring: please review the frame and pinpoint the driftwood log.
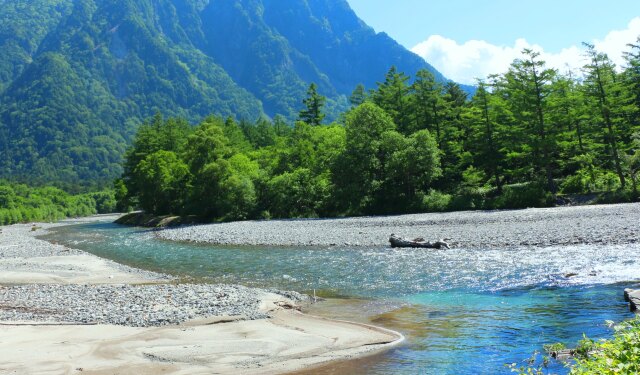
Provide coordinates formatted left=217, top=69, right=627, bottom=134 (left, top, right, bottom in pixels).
left=389, top=234, right=450, bottom=249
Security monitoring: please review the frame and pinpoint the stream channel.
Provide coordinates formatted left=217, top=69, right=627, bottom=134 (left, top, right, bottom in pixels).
left=43, top=221, right=639, bottom=374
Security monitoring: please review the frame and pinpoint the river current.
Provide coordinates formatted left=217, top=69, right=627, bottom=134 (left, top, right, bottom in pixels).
left=44, top=222, right=639, bottom=374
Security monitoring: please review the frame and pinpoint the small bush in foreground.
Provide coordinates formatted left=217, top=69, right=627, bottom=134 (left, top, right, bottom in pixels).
left=570, top=319, right=640, bottom=375
left=510, top=318, right=640, bottom=375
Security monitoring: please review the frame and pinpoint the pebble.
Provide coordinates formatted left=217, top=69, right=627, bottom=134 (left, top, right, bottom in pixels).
left=0, top=220, right=293, bottom=327
left=0, top=223, right=168, bottom=280
left=157, top=203, right=640, bottom=248
left=0, top=284, right=269, bottom=327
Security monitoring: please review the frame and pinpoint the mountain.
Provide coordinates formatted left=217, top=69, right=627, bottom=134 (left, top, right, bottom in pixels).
left=0, top=0, right=461, bottom=184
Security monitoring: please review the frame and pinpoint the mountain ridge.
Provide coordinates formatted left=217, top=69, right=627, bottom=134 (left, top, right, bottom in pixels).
left=0, top=0, right=465, bottom=183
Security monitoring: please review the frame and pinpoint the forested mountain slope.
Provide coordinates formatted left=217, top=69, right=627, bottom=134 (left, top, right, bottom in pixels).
left=0, top=0, right=453, bottom=184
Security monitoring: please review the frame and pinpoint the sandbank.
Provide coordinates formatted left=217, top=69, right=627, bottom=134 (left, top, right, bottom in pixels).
left=0, top=219, right=402, bottom=374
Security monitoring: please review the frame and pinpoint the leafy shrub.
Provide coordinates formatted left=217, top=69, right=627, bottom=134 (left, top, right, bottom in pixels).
left=494, top=183, right=554, bottom=209
left=561, top=170, right=593, bottom=194
left=418, top=189, right=452, bottom=212
left=571, top=319, right=640, bottom=374
left=561, top=168, right=623, bottom=194
left=265, top=169, right=331, bottom=218
left=512, top=319, right=640, bottom=375
left=597, top=188, right=634, bottom=204
left=574, top=335, right=597, bottom=358
left=87, top=191, right=117, bottom=214
left=542, top=342, right=567, bottom=353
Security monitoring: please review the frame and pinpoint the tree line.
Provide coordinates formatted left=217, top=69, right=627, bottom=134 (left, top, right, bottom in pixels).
left=0, top=183, right=116, bottom=225
left=118, top=41, right=640, bottom=221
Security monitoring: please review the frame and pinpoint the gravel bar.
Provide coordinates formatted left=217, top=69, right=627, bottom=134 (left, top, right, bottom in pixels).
left=157, top=203, right=640, bottom=248
left=0, top=218, right=302, bottom=327
left=0, top=222, right=168, bottom=281
left=0, top=284, right=268, bottom=326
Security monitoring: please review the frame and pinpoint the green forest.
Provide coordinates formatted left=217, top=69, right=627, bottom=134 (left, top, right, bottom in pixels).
left=119, top=43, right=640, bottom=221
left=0, top=183, right=115, bottom=225
left=0, top=0, right=451, bottom=184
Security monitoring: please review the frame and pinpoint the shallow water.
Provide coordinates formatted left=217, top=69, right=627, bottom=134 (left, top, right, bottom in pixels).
left=44, top=222, right=639, bottom=374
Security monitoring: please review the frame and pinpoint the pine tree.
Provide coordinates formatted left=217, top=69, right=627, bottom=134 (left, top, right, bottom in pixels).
left=298, top=83, right=326, bottom=126
left=373, top=66, right=412, bottom=133
left=350, top=83, right=368, bottom=107
left=412, top=69, right=444, bottom=139
left=467, top=80, right=504, bottom=192
left=507, top=49, right=558, bottom=192
left=623, top=37, right=640, bottom=125
left=582, top=43, right=627, bottom=188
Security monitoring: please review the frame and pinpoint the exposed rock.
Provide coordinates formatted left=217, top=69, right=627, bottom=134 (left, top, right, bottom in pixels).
left=624, top=288, right=640, bottom=312
left=550, top=349, right=576, bottom=360
left=115, top=212, right=201, bottom=228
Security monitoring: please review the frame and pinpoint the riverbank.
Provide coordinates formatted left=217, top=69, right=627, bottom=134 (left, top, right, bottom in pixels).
left=0, top=218, right=167, bottom=284
left=0, top=218, right=402, bottom=374
left=157, top=203, right=640, bottom=248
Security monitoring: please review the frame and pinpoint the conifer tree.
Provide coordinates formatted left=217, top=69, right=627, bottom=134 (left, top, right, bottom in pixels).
left=582, top=43, right=627, bottom=188
left=350, top=84, right=368, bottom=107
left=507, top=49, right=558, bottom=192
left=298, top=83, right=326, bottom=126
left=412, top=69, right=443, bottom=138
left=373, top=66, right=412, bottom=133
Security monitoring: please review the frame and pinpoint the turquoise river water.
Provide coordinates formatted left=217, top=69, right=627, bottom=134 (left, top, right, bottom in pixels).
left=44, top=222, right=639, bottom=375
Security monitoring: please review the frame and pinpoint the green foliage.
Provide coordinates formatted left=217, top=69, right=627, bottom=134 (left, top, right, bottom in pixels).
left=494, top=184, right=554, bottom=209
left=134, top=150, right=190, bottom=215
left=373, top=67, right=412, bottom=133
left=349, top=84, right=368, bottom=107
left=215, top=169, right=257, bottom=221
left=561, top=168, right=622, bottom=194
left=119, top=39, right=640, bottom=221
left=570, top=319, right=640, bottom=374
left=0, top=0, right=73, bottom=92
left=418, top=189, right=452, bottom=212
left=0, top=182, right=114, bottom=225
left=266, top=168, right=330, bottom=218
left=87, top=191, right=117, bottom=214
left=336, top=102, right=397, bottom=213
left=298, top=83, right=326, bottom=126
left=542, top=342, right=567, bottom=353
left=513, top=319, right=640, bottom=375
left=113, top=178, right=131, bottom=212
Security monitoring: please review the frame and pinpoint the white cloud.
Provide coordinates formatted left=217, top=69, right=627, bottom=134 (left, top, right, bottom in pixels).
left=595, top=17, right=640, bottom=67
left=411, top=17, right=640, bottom=85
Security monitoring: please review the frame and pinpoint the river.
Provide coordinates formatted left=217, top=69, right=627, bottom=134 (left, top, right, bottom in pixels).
left=43, top=221, right=639, bottom=374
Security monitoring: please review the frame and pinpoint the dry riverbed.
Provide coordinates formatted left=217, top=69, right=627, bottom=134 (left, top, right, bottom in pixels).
left=0, top=218, right=402, bottom=375
left=158, top=203, right=640, bottom=248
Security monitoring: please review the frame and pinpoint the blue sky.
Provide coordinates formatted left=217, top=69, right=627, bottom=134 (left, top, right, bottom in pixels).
left=346, top=0, right=640, bottom=84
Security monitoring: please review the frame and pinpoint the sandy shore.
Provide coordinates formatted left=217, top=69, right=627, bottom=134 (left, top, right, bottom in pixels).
left=0, top=218, right=402, bottom=374
left=0, top=303, right=401, bottom=375
left=0, top=217, right=166, bottom=285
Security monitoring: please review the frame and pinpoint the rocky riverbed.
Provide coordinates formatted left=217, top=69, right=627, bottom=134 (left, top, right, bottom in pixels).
left=157, top=203, right=640, bottom=248
left=0, top=217, right=403, bottom=375
left=0, top=284, right=269, bottom=326
left=0, top=221, right=301, bottom=327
